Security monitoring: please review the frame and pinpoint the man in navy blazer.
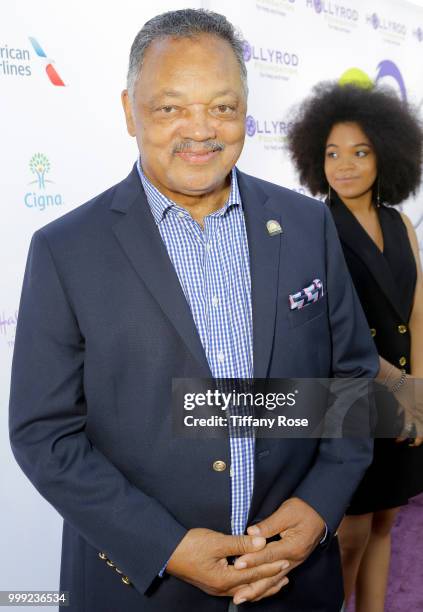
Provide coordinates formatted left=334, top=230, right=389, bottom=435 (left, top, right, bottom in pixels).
left=9, top=9, right=378, bottom=612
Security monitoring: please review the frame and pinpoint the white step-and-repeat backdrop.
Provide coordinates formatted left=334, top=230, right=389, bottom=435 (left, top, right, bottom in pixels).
left=2, top=0, right=423, bottom=607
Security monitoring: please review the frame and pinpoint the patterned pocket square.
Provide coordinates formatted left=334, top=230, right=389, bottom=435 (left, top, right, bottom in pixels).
left=289, top=279, right=324, bottom=311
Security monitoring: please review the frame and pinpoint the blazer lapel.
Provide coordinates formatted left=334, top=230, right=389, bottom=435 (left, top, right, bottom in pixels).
left=237, top=170, right=283, bottom=379
left=329, top=195, right=404, bottom=319
left=110, top=165, right=211, bottom=376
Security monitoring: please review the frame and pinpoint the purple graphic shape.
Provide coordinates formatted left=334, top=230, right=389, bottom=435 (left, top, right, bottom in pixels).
left=371, top=13, right=380, bottom=29
left=246, top=115, right=256, bottom=137
left=376, top=60, right=407, bottom=101
left=243, top=41, right=252, bottom=62
left=314, top=0, right=323, bottom=14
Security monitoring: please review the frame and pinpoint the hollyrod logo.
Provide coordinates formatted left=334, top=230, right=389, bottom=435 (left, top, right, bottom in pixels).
left=243, top=41, right=299, bottom=67
left=245, top=115, right=292, bottom=150
left=366, top=13, right=406, bottom=41
left=25, top=153, right=64, bottom=211
left=243, top=39, right=299, bottom=82
left=28, top=37, right=65, bottom=86
left=306, top=0, right=358, bottom=22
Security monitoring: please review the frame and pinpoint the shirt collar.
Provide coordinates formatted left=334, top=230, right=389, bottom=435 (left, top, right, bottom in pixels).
left=136, top=158, right=242, bottom=226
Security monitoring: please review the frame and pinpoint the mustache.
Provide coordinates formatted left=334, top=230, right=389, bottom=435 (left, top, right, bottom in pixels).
left=173, top=140, right=225, bottom=154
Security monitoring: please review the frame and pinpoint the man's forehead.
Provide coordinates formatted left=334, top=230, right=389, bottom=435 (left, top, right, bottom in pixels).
left=140, top=33, right=239, bottom=74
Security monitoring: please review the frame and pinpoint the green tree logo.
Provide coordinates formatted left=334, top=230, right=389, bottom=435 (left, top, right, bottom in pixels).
left=29, top=153, right=51, bottom=189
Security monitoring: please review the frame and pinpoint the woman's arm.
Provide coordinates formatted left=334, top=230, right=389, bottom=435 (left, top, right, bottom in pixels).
left=401, top=212, right=423, bottom=377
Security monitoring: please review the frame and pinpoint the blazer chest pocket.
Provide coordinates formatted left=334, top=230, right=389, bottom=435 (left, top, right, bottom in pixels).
left=288, top=294, right=327, bottom=329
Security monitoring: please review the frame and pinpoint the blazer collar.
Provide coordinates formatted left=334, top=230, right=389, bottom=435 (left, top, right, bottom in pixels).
left=110, top=164, right=211, bottom=376
left=236, top=169, right=283, bottom=378
left=328, top=192, right=404, bottom=319
left=110, top=164, right=282, bottom=378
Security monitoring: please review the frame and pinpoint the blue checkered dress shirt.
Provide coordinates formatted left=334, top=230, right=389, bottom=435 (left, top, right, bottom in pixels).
left=137, top=161, right=254, bottom=537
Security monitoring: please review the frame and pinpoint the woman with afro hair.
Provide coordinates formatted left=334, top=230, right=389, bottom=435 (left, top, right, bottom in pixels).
left=288, top=82, right=423, bottom=612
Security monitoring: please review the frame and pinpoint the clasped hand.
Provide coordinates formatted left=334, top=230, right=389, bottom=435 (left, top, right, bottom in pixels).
left=166, top=497, right=325, bottom=605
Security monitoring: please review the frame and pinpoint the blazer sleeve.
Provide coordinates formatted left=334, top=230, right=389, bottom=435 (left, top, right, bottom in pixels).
left=293, top=204, right=378, bottom=534
left=9, top=230, right=187, bottom=594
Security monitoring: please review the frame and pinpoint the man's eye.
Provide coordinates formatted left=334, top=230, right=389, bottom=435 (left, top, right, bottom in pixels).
left=215, top=105, right=235, bottom=114
left=160, top=106, right=177, bottom=114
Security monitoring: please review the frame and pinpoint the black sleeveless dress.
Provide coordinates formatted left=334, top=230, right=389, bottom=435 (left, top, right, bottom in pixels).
left=328, top=192, right=423, bottom=514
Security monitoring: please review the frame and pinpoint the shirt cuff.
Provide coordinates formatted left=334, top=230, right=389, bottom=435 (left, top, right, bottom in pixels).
left=319, top=524, right=328, bottom=544
left=158, top=558, right=170, bottom=577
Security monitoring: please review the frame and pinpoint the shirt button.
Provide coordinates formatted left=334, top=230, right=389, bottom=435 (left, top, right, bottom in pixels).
left=206, top=243, right=212, bottom=251
left=230, top=465, right=234, bottom=477
left=217, top=351, right=225, bottom=363
left=178, top=211, right=184, bottom=218
left=213, top=460, right=227, bottom=472
left=212, top=296, right=219, bottom=307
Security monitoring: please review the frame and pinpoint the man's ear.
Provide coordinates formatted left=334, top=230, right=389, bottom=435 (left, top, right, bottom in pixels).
left=121, top=90, right=136, bottom=137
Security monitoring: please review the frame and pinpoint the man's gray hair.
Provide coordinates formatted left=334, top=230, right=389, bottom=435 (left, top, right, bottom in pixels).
left=127, top=9, right=248, bottom=97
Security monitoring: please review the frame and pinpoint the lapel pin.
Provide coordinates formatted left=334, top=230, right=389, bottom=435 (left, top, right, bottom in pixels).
left=266, top=220, right=283, bottom=236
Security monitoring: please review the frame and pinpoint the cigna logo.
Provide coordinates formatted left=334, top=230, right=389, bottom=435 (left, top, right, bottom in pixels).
left=366, top=13, right=406, bottom=36
left=243, top=40, right=299, bottom=67
left=25, top=153, right=64, bottom=211
left=29, top=37, right=65, bottom=86
left=306, top=0, right=358, bottom=21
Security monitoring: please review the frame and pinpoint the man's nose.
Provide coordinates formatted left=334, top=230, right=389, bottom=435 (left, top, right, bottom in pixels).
left=179, top=108, right=216, bottom=141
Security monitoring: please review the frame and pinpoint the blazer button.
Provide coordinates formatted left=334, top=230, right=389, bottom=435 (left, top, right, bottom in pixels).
left=399, top=356, right=407, bottom=367
left=370, top=328, right=376, bottom=337
left=398, top=324, right=408, bottom=334
left=121, top=576, right=132, bottom=586
left=98, top=552, right=108, bottom=561
left=106, top=560, right=115, bottom=567
left=213, top=460, right=227, bottom=472
left=115, top=567, right=123, bottom=575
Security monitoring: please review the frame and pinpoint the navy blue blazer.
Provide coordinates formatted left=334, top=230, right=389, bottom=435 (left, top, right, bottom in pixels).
left=9, top=166, right=378, bottom=611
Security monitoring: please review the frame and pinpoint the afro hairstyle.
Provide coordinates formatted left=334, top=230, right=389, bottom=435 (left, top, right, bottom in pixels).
left=287, top=82, right=423, bottom=205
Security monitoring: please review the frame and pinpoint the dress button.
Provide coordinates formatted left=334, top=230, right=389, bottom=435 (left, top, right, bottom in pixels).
left=213, top=460, right=227, bottom=472
left=399, top=356, right=407, bottom=367
left=370, top=328, right=376, bottom=337
left=121, top=576, right=132, bottom=586
left=398, top=325, right=407, bottom=334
